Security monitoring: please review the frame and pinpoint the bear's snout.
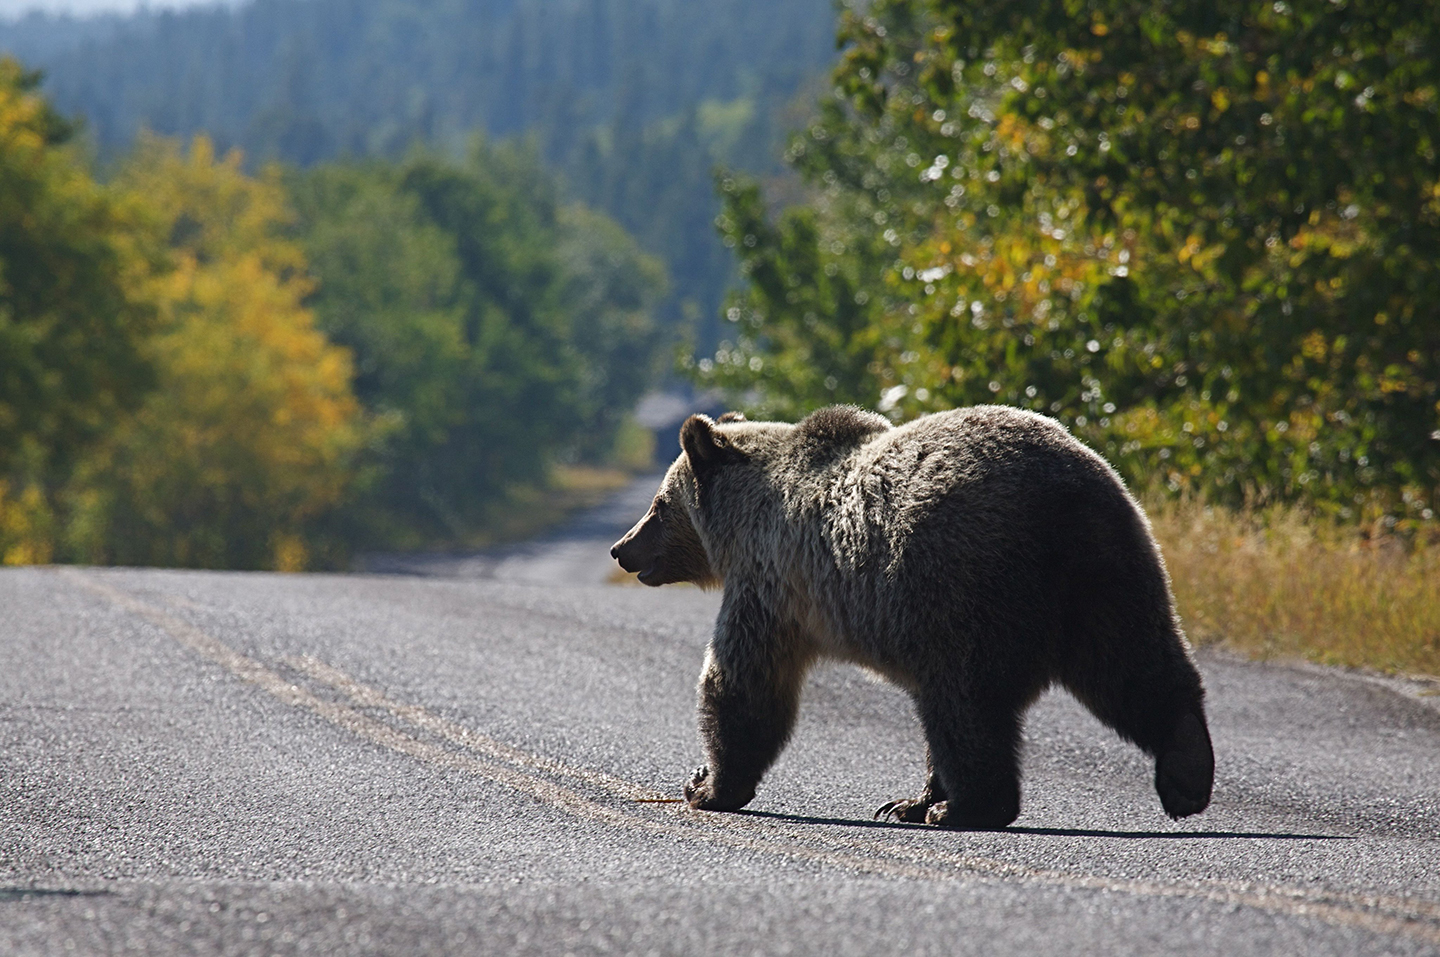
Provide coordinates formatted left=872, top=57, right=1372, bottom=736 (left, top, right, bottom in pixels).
left=611, top=507, right=665, bottom=581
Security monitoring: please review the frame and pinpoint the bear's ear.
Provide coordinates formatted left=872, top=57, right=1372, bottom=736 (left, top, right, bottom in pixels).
left=716, top=411, right=746, bottom=423
left=680, top=414, right=743, bottom=474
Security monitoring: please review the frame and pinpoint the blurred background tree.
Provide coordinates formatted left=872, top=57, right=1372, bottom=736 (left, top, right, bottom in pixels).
left=1, top=46, right=673, bottom=569
left=701, top=0, right=1440, bottom=524
left=0, top=57, right=156, bottom=563
left=554, top=203, right=669, bottom=462
left=65, top=136, right=366, bottom=570
left=289, top=143, right=667, bottom=549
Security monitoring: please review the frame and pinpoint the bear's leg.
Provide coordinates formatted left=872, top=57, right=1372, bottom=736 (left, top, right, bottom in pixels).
left=1061, top=642, right=1214, bottom=820
left=874, top=747, right=947, bottom=823
left=912, top=686, right=1030, bottom=830
left=684, top=640, right=809, bottom=814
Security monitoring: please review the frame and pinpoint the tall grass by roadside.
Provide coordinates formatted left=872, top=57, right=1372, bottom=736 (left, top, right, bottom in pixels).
left=1150, top=501, right=1440, bottom=678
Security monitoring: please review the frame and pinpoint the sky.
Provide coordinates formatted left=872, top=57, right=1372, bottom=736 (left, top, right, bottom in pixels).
left=0, top=0, right=221, bottom=17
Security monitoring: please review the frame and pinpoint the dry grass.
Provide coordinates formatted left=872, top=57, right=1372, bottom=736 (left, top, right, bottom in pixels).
left=1149, top=500, right=1440, bottom=678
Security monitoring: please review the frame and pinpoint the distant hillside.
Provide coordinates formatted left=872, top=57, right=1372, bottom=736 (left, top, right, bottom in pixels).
left=0, top=0, right=841, bottom=343
left=0, top=8, right=129, bottom=59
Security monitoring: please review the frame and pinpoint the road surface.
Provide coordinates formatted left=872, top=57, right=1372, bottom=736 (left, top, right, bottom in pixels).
left=3, top=477, right=1439, bottom=955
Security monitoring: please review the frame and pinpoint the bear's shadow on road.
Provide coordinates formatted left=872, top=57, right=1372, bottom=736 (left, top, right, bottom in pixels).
left=736, top=809, right=1348, bottom=842
left=0, top=887, right=114, bottom=902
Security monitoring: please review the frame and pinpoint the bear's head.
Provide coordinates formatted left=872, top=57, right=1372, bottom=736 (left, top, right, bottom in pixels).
left=609, top=412, right=751, bottom=588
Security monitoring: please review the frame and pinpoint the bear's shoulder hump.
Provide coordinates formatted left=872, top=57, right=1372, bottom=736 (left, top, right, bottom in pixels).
left=794, top=405, right=892, bottom=448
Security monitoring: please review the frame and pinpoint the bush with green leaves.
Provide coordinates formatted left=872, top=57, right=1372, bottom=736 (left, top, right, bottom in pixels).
left=698, top=0, right=1440, bottom=524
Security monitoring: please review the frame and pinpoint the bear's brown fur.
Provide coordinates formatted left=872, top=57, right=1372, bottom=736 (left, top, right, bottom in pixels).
left=612, top=404, right=1214, bottom=828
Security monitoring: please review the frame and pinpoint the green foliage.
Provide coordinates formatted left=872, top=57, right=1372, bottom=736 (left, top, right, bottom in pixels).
left=701, top=0, right=1440, bottom=522
left=555, top=203, right=670, bottom=460
left=569, top=107, right=745, bottom=346
left=0, top=57, right=155, bottom=483
left=285, top=161, right=469, bottom=459
left=702, top=174, right=893, bottom=421
left=290, top=144, right=669, bottom=547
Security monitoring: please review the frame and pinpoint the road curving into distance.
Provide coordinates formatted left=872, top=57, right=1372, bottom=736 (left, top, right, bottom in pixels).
left=2, top=478, right=1438, bottom=955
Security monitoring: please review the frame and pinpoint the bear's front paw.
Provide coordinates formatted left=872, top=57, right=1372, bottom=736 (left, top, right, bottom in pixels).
left=683, top=765, right=712, bottom=807
left=682, top=765, right=754, bottom=812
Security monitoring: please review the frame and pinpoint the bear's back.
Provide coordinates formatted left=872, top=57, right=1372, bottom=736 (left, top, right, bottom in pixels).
left=878, top=406, right=1138, bottom=564
left=824, top=405, right=1121, bottom=526
left=890, top=406, right=1110, bottom=496
left=779, top=406, right=1150, bottom=654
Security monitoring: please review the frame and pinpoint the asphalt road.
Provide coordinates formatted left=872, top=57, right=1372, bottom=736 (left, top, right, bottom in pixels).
left=3, top=478, right=1439, bottom=955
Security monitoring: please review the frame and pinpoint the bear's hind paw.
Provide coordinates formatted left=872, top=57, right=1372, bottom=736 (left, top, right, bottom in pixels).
left=1155, top=712, right=1215, bottom=820
left=921, top=799, right=1018, bottom=830
left=874, top=798, right=934, bottom=824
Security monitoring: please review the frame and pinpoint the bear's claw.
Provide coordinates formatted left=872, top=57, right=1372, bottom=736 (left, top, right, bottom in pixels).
left=874, top=798, right=933, bottom=823
left=683, top=765, right=710, bottom=806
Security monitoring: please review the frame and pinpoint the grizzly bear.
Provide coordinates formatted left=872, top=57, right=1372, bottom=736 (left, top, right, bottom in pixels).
left=611, top=404, right=1214, bottom=829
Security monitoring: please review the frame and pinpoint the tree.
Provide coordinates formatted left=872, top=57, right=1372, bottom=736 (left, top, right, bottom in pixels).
left=290, top=143, right=669, bottom=547
left=0, top=57, right=158, bottom=564
left=555, top=203, right=668, bottom=461
left=1, top=0, right=842, bottom=353
left=287, top=159, right=468, bottom=541
left=702, top=0, right=1440, bottom=523
left=66, top=136, right=366, bottom=570
left=0, top=58, right=156, bottom=480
